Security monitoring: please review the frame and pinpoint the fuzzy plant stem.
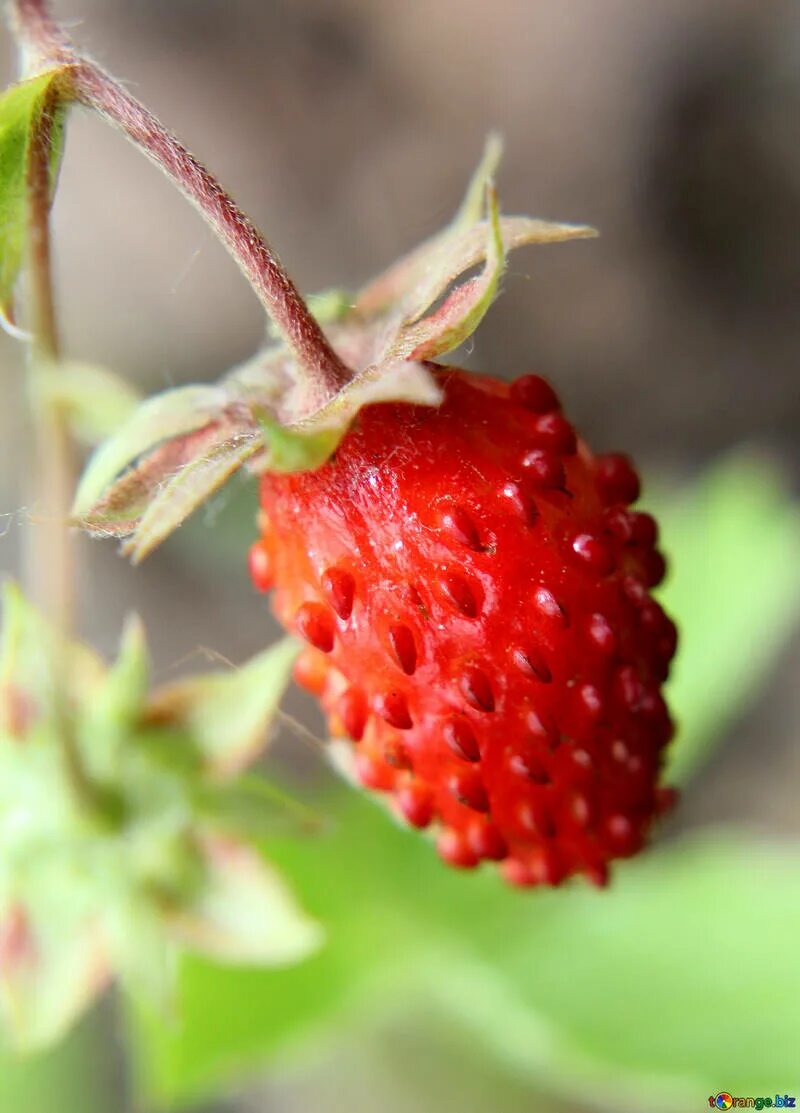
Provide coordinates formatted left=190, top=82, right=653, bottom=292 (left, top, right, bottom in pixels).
left=17, top=21, right=113, bottom=817
left=23, top=77, right=74, bottom=633
left=23, top=92, right=105, bottom=814
left=9, top=0, right=354, bottom=411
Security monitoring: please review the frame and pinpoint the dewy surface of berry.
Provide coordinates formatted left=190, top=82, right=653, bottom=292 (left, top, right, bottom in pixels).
left=251, top=367, right=678, bottom=887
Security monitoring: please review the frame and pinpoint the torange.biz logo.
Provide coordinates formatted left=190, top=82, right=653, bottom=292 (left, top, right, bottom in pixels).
left=709, top=1095, right=796, bottom=1110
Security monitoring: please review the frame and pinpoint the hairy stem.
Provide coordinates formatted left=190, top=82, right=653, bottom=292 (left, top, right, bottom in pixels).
left=23, top=77, right=74, bottom=633
left=9, top=0, right=354, bottom=409
left=18, top=20, right=108, bottom=816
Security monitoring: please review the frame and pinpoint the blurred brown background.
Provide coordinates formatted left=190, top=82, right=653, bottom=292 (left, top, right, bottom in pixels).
left=1, top=2, right=799, bottom=1110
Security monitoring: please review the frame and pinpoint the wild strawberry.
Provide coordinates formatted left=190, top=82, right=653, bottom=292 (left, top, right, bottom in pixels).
left=252, top=365, right=678, bottom=887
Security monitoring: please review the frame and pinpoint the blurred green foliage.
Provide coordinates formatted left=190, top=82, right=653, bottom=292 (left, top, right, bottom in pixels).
left=0, top=1011, right=111, bottom=1113
left=656, top=454, right=800, bottom=783
left=132, top=803, right=800, bottom=1111
left=0, top=70, right=65, bottom=314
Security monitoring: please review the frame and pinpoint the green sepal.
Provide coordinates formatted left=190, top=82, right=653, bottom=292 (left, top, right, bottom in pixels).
left=256, top=413, right=343, bottom=473
left=73, top=137, right=595, bottom=559
left=145, top=638, right=301, bottom=778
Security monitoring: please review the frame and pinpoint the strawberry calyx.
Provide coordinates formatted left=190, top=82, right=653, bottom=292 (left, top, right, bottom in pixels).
left=72, top=139, right=595, bottom=561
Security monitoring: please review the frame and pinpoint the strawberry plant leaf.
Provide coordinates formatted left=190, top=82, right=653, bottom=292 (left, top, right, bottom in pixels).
left=653, top=453, right=800, bottom=783
left=78, top=616, right=150, bottom=780
left=0, top=69, right=68, bottom=318
left=0, top=583, right=104, bottom=739
left=165, top=832, right=323, bottom=965
left=90, top=615, right=150, bottom=733
left=0, top=588, right=319, bottom=1051
left=0, top=1016, right=109, bottom=1113
left=127, top=789, right=800, bottom=1109
left=428, top=831, right=800, bottom=1109
left=126, top=793, right=429, bottom=1107
left=380, top=209, right=595, bottom=346
left=104, top=893, right=177, bottom=1015
left=145, top=638, right=300, bottom=777
left=77, top=420, right=248, bottom=541
left=454, top=132, right=504, bottom=230
left=0, top=891, right=110, bottom=1054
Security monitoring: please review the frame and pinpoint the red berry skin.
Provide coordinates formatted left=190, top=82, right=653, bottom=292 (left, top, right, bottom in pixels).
left=254, top=368, right=677, bottom=887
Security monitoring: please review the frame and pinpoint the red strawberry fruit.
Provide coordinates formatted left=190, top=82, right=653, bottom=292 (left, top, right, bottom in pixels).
left=252, top=365, right=677, bottom=887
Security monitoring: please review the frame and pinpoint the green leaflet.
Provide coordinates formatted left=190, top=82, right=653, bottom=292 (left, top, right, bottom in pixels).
left=653, top=453, right=800, bottom=783
left=145, top=638, right=301, bottom=777
left=0, top=589, right=318, bottom=1052
left=0, top=69, right=68, bottom=317
left=166, top=833, right=323, bottom=966
left=128, top=792, right=800, bottom=1110
left=0, top=1015, right=109, bottom=1113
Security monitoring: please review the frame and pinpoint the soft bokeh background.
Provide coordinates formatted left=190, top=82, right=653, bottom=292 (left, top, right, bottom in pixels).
left=1, top=1, right=799, bottom=1111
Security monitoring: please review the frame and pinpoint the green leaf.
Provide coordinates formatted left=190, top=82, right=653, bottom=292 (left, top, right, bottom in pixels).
left=79, top=615, right=150, bottom=779
left=0, top=1012, right=111, bottom=1113
left=0, top=69, right=68, bottom=315
left=127, top=793, right=426, bottom=1106
left=436, top=833, right=800, bottom=1108
left=0, top=888, right=110, bottom=1053
left=166, top=832, right=323, bottom=965
left=146, top=639, right=300, bottom=777
left=99, top=615, right=150, bottom=728
left=652, top=453, right=800, bottom=783
left=0, top=589, right=316, bottom=1053
left=128, top=790, right=800, bottom=1110
left=0, top=582, right=104, bottom=739
left=104, top=893, right=177, bottom=1015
